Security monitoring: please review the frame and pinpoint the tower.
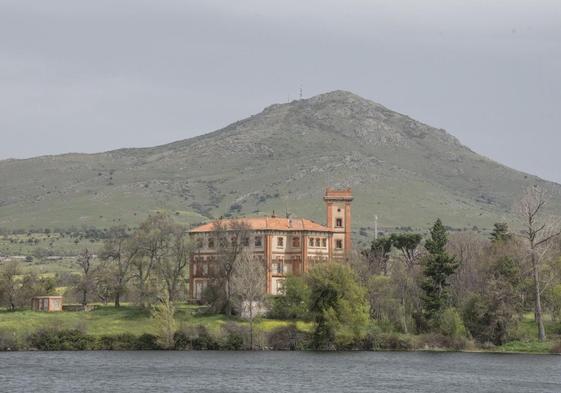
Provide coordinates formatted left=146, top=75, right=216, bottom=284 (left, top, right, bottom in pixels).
left=324, top=188, right=353, bottom=258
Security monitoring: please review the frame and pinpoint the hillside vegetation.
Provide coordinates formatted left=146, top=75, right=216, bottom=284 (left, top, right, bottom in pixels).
left=1, top=91, right=560, bottom=237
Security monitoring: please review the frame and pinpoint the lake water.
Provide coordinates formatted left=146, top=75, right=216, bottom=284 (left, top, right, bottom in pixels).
left=0, top=351, right=559, bottom=392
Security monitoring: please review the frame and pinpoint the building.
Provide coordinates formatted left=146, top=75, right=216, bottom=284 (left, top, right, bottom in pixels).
left=32, top=296, right=63, bottom=312
left=188, top=188, right=352, bottom=299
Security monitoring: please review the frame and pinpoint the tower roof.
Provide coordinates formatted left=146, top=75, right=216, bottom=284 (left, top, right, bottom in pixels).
left=324, top=187, right=353, bottom=201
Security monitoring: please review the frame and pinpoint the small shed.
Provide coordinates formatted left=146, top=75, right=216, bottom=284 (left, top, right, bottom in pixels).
left=32, top=296, right=63, bottom=312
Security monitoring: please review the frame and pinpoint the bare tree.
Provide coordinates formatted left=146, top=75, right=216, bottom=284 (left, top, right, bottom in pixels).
left=0, top=260, right=21, bottom=311
left=132, top=213, right=174, bottom=308
left=76, top=248, right=95, bottom=306
left=99, top=226, right=139, bottom=307
left=232, top=250, right=266, bottom=349
left=209, top=219, right=251, bottom=316
left=517, top=186, right=561, bottom=341
left=158, top=225, right=195, bottom=302
left=447, top=231, right=487, bottom=302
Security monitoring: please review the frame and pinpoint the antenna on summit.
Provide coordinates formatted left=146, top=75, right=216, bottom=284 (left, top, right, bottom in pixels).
left=299, top=86, right=303, bottom=100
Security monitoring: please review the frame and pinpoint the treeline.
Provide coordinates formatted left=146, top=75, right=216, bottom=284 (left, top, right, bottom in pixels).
left=0, top=212, right=194, bottom=309
left=268, top=186, right=561, bottom=349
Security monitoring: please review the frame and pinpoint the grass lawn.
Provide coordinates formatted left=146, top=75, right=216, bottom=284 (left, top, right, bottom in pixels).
left=0, top=304, right=312, bottom=338
left=494, top=313, right=561, bottom=353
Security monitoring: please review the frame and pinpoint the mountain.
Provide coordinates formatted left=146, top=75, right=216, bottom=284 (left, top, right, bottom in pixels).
left=1, top=90, right=560, bottom=240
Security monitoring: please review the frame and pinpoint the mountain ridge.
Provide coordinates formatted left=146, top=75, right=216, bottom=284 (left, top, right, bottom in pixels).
left=1, top=90, right=560, bottom=237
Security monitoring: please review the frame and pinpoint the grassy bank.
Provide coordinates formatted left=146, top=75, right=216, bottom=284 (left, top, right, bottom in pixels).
left=0, top=304, right=312, bottom=337
left=0, top=305, right=558, bottom=352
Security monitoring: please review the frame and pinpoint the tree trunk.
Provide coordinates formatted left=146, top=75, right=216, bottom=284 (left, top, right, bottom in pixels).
left=225, top=278, right=232, bottom=316
left=82, top=290, right=87, bottom=306
left=115, top=292, right=121, bottom=308
left=532, top=253, right=546, bottom=341
left=249, top=304, right=254, bottom=350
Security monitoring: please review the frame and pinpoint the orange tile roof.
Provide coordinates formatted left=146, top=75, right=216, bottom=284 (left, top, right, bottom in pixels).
left=189, top=216, right=332, bottom=233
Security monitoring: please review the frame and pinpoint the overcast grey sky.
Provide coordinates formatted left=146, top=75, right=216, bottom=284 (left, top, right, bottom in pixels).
left=1, top=0, right=560, bottom=182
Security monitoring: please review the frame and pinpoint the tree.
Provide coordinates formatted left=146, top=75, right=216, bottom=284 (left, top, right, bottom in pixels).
left=0, top=261, right=21, bottom=311
left=447, top=231, right=487, bottom=305
left=132, top=213, right=175, bottom=308
left=231, top=250, right=266, bottom=349
left=75, top=248, right=95, bottom=306
left=463, top=256, right=523, bottom=345
left=307, top=263, right=370, bottom=349
left=366, top=236, right=393, bottom=275
left=209, top=220, right=251, bottom=316
left=152, top=293, right=177, bottom=349
left=269, top=275, right=311, bottom=320
left=390, top=233, right=423, bottom=268
left=490, top=223, right=512, bottom=243
left=517, top=186, right=561, bottom=341
left=158, top=225, right=193, bottom=302
left=421, top=219, right=459, bottom=323
left=99, top=226, right=139, bottom=307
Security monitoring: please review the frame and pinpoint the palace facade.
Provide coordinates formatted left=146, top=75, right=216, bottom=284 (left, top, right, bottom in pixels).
left=188, top=188, right=353, bottom=299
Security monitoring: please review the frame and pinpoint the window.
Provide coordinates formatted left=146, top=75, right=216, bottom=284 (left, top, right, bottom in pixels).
left=272, top=259, right=283, bottom=274
left=255, top=236, right=262, bottom=247
left=335, top=239, right=343, bottom=249
left=337, top=208, right=341, bottom=212
left=315, top=238, right=320, bottom=247
left=276, top=280, right=284, bottom=294
left=292, top=237, right=300, bottom=247
left=196, top=238, right=203, bottom=248
left=208, top=238, right=214, bottom=249
left=336, top=218, right=343, bottom=227
left=309, top=238, right=314, bottom=247
left=277, top=237, right=284, bottom=247
left=243, top=237, right=249, bottom=247
left=322, top=238, right=327, bottom=247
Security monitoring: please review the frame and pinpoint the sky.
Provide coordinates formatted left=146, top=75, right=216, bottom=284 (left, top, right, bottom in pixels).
left=1, top=0, right=560, bottom=183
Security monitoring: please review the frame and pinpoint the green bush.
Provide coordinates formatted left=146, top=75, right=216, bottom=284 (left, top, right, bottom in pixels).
left=135, top=334, right=161, bottom=350
left=369, top=333, right=416, bottom=351
left=190, top=326, right=219, bottom=350
left=173, top=331, right=190, bottom=350
left=223, top=332, right=244, bottom=350
left=268, top=324, right=309, bottom=350
left=439, top=308, right=466, bottom=338
left=28, top=329, right=97, bottom=351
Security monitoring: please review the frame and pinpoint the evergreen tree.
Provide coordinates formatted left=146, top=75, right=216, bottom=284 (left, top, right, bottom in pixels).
left=421, top=219, right=459, bottom=322
left=489, top=223, right=512, bottom=243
